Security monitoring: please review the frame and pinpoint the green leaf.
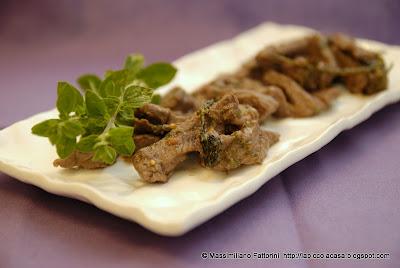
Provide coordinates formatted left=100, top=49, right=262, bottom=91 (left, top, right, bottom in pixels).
left=85, top=90, right=108, bottom=117
left=99, top=79, right=119, bottom=97
left=77, top=135, right=99, bottom=152
left=61, top=119, right=85, bottom=139
left=57, top=82, right=84, bottom=116
left=107, top=126, right=135, bottom=156
left=49, top=130, right=62, bottom=145
left=103, top=96, right=120, bottom=115
left=123, top=85, right=153, bottom=108
left=104, top=70, right=115, bottom=79
left=31, top=119, right=60, bottom=137
left=137, top=63, right=177, bottom=88
left=124, top=54, right=144, bottom=73
left=93, top=145, right=117, bottom=164
left=151, top=94, right=161, bottom=104
left=119, top=106, right=136, bottom=120
left=56, top=136, right=76, bottom=159
left=77, top=74, right=102, bottom=92
left=99, top=69, right=136, bottom=97
left=81, top=117, right=107, bottom=135
left=116, top=106, right=136, bottom=125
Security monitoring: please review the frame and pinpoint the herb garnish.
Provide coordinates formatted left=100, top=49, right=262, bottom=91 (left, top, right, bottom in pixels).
left=32, top=54, right=177, bottom=165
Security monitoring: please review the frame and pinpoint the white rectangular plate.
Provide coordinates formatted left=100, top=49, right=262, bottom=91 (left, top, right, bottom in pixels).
left=1, top=23, right=400, bottom=236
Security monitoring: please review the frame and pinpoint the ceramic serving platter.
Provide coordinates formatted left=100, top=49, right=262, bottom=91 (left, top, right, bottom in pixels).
left=1, top=23, right=400, bottom=236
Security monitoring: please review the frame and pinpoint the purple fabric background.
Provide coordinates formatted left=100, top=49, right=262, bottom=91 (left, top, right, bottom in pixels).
left=0, top=1, right=399, bottom=267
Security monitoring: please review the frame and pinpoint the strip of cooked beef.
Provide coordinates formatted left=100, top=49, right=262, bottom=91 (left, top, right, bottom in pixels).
left=230, top=90, right=279, bottom=122
left=328, top=33, right=388, bottom=94
left=134, top=119, right=175, bottom=136
left=239, top=35, right=338, bottom=92
left=193, top=75, right=279, bottom=122
left=199, top=94, right=279, bottom=171
left=194, top=75, right=275, bottom=99
left=135, top=103, right=171, bottom=124
left=135, top=103, right=189, bottom=124
left=132, top=115, right=200, bottom=183
left=53, top=151, right=109, bottom=169
left=132, top=94, right=279, bottom=183
left=133, top=103, right=190, bottom=138
left=312, top=86, right=343, bottom=106
left=134, top=134, right=161, bottom=151
left=262, top=70, right=340, bottom=117
left=160, top=86, right=200, bottom=113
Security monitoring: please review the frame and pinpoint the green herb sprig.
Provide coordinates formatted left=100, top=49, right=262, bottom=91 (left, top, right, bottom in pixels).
left=32, top=54, right=177, bottom=165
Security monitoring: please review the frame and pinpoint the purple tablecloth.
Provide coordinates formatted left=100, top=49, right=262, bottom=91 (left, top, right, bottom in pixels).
left=0, top=1, right=399, bottom=267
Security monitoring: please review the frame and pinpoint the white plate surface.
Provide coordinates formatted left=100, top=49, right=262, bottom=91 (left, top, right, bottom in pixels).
left=1, top=23, right=400, bottom=236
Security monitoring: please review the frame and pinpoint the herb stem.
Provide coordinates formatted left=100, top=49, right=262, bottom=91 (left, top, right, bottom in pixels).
left=102, top=90, right=125, bottom=134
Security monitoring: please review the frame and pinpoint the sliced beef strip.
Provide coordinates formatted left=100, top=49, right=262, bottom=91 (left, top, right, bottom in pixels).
left=329, top=33, right=379, bottom=62
left=133, top=103, right=188, bottom=136
left=193, top=75, right=279, bottom=122
left=133, top=118, right=175, bottom=136
left=330, top=47, right=368, bottom=94
left=132, top=115, right=200, bottom=183
left=160, top=86, right=200, bottom=113
left=262, top=70, right=335, bottom=117
left=193, top=75, right=275, bottom=99
left=135, top=103, right=189, bottom=124
left=199, top=95, right=279, bottom=171
left=54, top=134, right=162, bottom=169
left=53, top=151, right=109, bottom=169
left=328, top=33, right=388, bottom=94
left=230, top=90, right=279, bottom=123
left=133, top=134, right=161, bottom=151
left=135, top=103, right=171, bottom=124
left=242, top=35, right=338, bottom=91
left=132, top=94, right=279, bottom=183
left=312, top=86, right=342, bottom=106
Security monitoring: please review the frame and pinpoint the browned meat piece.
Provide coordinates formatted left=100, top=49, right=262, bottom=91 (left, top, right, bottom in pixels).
left=235, top=58, right=260, bottom=79
left=328, top=33, right=388, bottom=94
left=160, top=86, right=200, bottom=113
left=132, top=116, right=200, bottom=183
left=132, top=94, right=279, bottom=183
left=134, top=103, right=188, bottom=137
left=240, top=35, right=338, bottom=91
left=134, top=119, right=175, bottom=136
left=193, top=76, right=279, bottom=122
left=135, top=103, right=171, bottom=124
left=135, top=103, right=189, bottom=124
left=53, top=151, right=109, bottom=169
left=312, top=86, right=342, bottom=106
left=230, top=90, right=279, bottom=123
left=329, top=33, right=379, bottom=62
left=194, top=75, right=275, bottom=99
left=257, top=35, right=312, bottom=60
left=199, top=95, right=279, bottom=171
left=134, top=134, right=161, bottom=151
left=131, top=103, right=190, bottom=151
left=329, top=43, right=368, bottom=94
left=263, top=70, right=329, bottom=117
